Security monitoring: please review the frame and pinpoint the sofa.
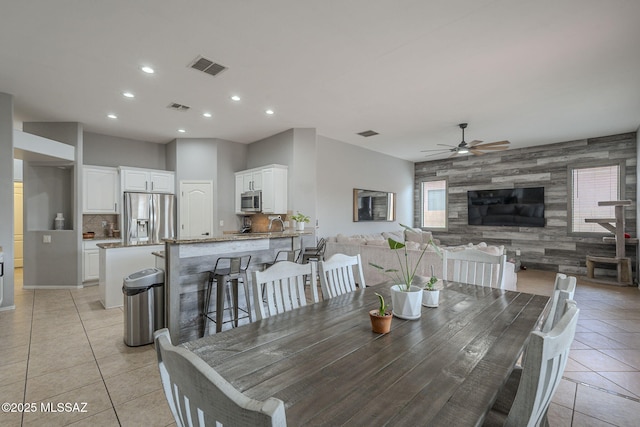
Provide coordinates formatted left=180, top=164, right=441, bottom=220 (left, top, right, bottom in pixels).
left=324, top=229, right=517, bottom=290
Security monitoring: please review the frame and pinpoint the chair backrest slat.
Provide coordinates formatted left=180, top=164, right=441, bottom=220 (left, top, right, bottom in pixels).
left=154, top=329, right=287, bottom=427
left=252, top=261, right=317, bottom=320
left=443, top=248, right=507, bottom=288
left=318, top=253, right=366, bottom=299
left=506, top=300, right=579, bottom=427
left=542, top=273, right=577, bottom=332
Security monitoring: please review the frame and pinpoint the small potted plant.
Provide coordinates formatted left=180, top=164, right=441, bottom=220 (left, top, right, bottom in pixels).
left=289, top=211, right=310, bottom=231
left=369, top=292, right=393, bottom=334
left=422, top=269, right=442, bottom=308
left=370, top=224, right=441, bottom=320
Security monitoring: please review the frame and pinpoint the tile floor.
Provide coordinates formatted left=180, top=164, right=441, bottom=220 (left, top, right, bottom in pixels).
left=0, top=268, right=639, bottom=426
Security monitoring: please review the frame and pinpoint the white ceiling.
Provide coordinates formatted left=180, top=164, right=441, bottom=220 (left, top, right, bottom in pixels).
left=1, top=0, right=639, bottom=162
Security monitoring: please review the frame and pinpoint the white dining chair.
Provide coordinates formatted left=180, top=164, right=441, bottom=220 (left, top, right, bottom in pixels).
left=252, top=261, right=318, bottom=320
left=542, top=273, right=577, bottom=332
left=484, top=300, right=580, bottom=427
left=318, top=253, right=366, bottom=299
left=442, top=248, right=507, bottom=288
left=154, top=329, right=287, bottom=427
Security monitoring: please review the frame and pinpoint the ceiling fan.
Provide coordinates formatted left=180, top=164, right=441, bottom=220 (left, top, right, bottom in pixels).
left=421, top=123, right=510, bottom=158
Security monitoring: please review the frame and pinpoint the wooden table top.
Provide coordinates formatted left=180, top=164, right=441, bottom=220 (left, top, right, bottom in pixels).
left=184, top=281, right=549, bottom=426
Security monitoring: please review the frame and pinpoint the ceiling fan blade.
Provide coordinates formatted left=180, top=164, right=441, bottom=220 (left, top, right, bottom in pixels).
left=437, top=143, right=457, bottom=148
left=469, top=148, right=485, bottom=156
left=421, top=148, right=451, bottom=152
left=473, top=140, right=510, bottom=148
left=468, top=140, right=484, bottom=146
left=473, top=145, right=509, bottom=151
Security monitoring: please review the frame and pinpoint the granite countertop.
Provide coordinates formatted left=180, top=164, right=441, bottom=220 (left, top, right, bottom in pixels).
left=164, top=230, right=311, bottom=244
left=98, top=231, right=310, bottom=249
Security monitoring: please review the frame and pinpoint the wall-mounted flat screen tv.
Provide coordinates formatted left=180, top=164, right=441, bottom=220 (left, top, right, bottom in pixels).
left=468, top=187, right=545, bottom=227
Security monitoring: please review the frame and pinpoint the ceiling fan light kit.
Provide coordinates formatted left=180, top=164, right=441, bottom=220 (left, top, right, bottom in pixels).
left=421, top=123, right=510, bottom=158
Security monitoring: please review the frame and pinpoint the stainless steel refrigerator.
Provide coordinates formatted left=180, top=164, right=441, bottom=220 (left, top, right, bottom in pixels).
left=123, top=192, right=176, bottom=245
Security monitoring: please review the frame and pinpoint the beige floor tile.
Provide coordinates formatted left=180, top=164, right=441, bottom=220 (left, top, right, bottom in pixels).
left=103, top=363, right=163, bottom=406
left=572, top=411, right=618, bottom=426
left=115, top=389, right=174, bottom=427
left=607, top=332, right=640, bottom=349
left=597, top=372, right=640, bottom=398
left=27, top=339, right=95, bottom=378
left=0, top=360, right=27, bottom=388
left=551, top=378, right=577, bottom=409
left=574, top=332, right=631, bottom=350
left=599, top=349, right=640, bottom=371
left=65, top=408, right=120, bottom=426
left=563, top=371, right=638, bottom=397
left=96, top=345, right=156, bottom=379
left=564, top=356, right=593, bottom=373
left=30, top=318, right=87, bottom=343
left=80, top=309, right=124, bottom=331
left=25, top=360, right=102, bottom=402
left=569, top=349, right=636, bottom=372
left=579, top=319, right=631, bottom=334
left=546, top=402, right=573, bottom=427
left=574, top=384, right=640, bottom=427
left=0, top=344, right=29, bottom=368
left=600, top=319, right=640, bottom=333
left=0, top=378, right=25, bottom=406
left=21, top=380, right=113, bottom=427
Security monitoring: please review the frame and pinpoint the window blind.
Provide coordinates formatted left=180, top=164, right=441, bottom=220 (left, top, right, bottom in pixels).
left=571, top=165, right=620, bottom=233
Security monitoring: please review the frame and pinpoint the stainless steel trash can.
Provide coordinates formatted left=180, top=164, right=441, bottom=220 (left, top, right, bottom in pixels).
left=123, top=268, right=165, bottom=346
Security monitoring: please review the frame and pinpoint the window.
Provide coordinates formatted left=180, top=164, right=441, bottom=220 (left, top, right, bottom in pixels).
left=569, top=163, right=622, bottom=233
left=421, top=180, right=447, bottom=229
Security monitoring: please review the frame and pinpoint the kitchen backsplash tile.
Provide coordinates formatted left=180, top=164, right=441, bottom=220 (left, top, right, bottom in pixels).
left=83, top=214, right=119, bottom=237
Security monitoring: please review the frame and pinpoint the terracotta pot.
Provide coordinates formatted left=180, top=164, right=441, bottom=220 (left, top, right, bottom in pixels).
left=369, top=310, right=393, bottom=334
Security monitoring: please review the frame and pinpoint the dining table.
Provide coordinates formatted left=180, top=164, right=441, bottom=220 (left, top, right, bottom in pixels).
left=183, top=281, right=550, bottom=426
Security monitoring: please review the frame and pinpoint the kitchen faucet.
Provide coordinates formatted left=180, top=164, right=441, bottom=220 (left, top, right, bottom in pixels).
left=268, top=215, right=285, bottom=232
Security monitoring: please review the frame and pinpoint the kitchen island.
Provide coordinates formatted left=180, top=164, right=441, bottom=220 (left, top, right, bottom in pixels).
left=97, top=242, right=164, bottom=308
left=163, top=231, right=310, bottom=343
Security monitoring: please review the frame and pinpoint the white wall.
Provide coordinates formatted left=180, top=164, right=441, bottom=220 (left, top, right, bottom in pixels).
left=316, top=135, right=414, bottom=238
left=83, top=132, right=167, bottom=170
left=0, top=93, right=15, bottom=308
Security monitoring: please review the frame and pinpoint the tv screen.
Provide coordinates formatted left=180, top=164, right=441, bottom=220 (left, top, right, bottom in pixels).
left=467, top=187, right=545, bottom=227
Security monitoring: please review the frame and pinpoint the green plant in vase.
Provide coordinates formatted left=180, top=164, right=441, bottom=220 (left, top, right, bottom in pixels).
left=369, top=224, right=441, bottom=291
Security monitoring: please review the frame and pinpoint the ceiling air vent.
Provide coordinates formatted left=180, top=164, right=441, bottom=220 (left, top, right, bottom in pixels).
left=167, top=102, right=191, bottom=111
left=189, top=55, right=227, bottom=77
left=357, top=130, right=379, bottom=137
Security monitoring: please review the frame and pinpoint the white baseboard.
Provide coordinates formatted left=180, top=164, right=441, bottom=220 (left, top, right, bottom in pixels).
left=0, top=305, right=16, bottom=312
left=22, top=285, right=83, bottom=290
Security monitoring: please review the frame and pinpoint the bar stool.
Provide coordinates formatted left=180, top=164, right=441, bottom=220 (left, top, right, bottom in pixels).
left=202, top=255, right=252, bottom=334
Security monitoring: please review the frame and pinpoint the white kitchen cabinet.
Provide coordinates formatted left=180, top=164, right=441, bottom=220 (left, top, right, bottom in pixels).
left=235, top=164, right=287, bottom=214
left=83, top=239, right=114, bottom=282
left=121, top=167, right=175, bottom=193
left=241, top=170, right=262, bottom=192
left=83, top=166, right=119, bottom=213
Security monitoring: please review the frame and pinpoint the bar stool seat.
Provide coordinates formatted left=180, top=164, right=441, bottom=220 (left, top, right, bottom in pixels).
left=202, top=255, right=252, bottom=334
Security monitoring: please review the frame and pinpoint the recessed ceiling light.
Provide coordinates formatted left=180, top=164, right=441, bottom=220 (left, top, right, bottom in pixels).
left=265, top=109, right=275, bottom=115
left=107, top=114, right=118, bottom=119
left=141, top=66, right=155, bottom=74
left=203, top=112, right=212, bottom=118
left=178, top=129, right=186, bottom=133
left=230, top=95, right=241, bottom=101
left=122, top=91, right=135, bottom=98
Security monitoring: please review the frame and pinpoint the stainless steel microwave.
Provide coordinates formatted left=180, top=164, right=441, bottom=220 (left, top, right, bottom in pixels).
left=240, top=190, right=262, bottom=213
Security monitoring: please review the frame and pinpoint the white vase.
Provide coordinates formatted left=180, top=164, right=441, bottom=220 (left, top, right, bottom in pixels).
left=390, top=284, right=422, bottom=320
left=296, top=221, right=305, bottom=231
left=422, top=289, right=440, bottom=307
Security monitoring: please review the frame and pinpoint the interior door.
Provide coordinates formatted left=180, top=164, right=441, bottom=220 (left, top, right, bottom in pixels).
left=14, top=181, right=23, bottom=268
left=180, top=181, right=213, bottom=238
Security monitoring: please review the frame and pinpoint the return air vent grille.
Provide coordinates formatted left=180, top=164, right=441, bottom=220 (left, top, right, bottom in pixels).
left=167, top=102, right=191, bottom=111
left=357, top=130, right=379, bottom=137
left=189, top=55, right=227, bottom=77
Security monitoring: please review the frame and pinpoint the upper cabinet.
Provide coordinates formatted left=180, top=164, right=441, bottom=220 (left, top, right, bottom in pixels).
left=120, top=167, right=175, bottom=193
left=83, top=166, right=119, bottom=214
left=235, top=164, right=287, bottom=214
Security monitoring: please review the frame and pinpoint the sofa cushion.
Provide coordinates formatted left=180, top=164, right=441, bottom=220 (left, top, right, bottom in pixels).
left=382, top=230, right=404, bottom=242
left=366, top=239, right=387, bottom=246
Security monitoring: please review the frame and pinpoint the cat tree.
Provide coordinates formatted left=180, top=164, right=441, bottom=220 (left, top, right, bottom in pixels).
left=585, top=200, right=635, bottom=286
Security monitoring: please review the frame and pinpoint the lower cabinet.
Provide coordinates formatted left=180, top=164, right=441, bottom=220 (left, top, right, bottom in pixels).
left=83, top=240, right=116, bottom=283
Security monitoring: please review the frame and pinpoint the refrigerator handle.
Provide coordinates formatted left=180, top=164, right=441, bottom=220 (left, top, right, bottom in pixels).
left=151, top=181, right=154, bottom=191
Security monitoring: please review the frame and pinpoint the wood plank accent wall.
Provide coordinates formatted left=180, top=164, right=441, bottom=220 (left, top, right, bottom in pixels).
left=414, top=132, right=637, bottom=275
